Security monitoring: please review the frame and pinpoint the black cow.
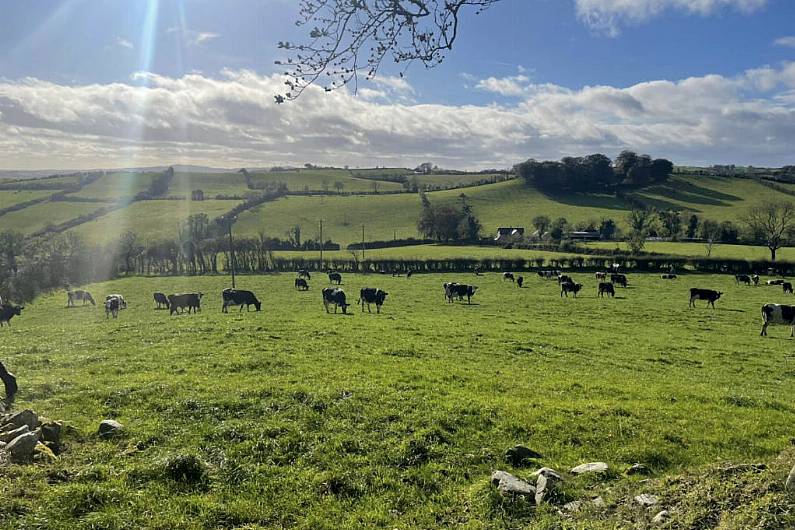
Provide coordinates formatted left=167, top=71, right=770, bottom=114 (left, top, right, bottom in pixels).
left=661, top=274, right=678, bottom=280
left=752, top=274, right=760, bottom=286
left=611, top=274, right=628, bottom=288
left=444, top=283, right=478, bottom=304
left=295, top=278, right=309, bottom=291
left=761, top=303, right=795, bottom=337
left=406, top=270, right=413, bottom=279
left=322, top=287, right=349, bottom=314
left=358, top=288, right=388, bottom=313
left=735, top=274, right=752, bottom=286
left=153, top=292, right=169, bottom=309
left=689, top=288, right=722, bottom=309
left=298, top=269, right=311, bottom=280
left=784, top=282, right=794, bottom=294
left=557, top=274, right=572, bottom=285
left=517, top=276, right=524, bottom=288
left=538, top=270, right=558, bottom=279
left=67, top=290, right=95, bottom=307
left=328, top=271, right=342, bottom=285
left=0, top=305, right=23, bottom=327
left=104, top=297, right=120, bottom=319
left=168, top=293, right=203, bottom=315
left=503, top=272, right=515, bottom=282
left=561, top=282, right=583, bottom=298
left=598, top=282, right=615, bottom=298
left=222, top=289, right=261, bottom=312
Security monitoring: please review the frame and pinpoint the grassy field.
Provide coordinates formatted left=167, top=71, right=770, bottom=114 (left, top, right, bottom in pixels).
left=271, top=245, right=586, bottom=262
left=412, top=173, right=511, bottom=188
left=67, top=200, right=241, bottom=245
left=0, top=190, right=52, bottom=209
left=248, top=169, right=404, bottom=193
left=169, top=171, right=249, bottom=197
left=1, top=272, right=793, bottom=529
left=71, top=172, right=160, bottom=201
left=584, top=241, right=795, bottom=261
left=0, top=201, right=103, bottom=234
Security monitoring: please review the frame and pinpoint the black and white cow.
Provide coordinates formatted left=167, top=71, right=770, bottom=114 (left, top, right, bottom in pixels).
left=557, top=274, right=572, bottom=285
left=783, top=282, right=794, bottom=294
left=735, top=274, right=752, bottom=286
left=328, top=271, right=342, bottom=285
left=444, top=283, right=478, bottom=304
left=595, top=272, right=607, bottom=280
left=105, top=297, right=120, bottom=319
left=322, top=287, right=349, bottom=314
left=358, top=288, right=388, bottom=313
left=611, top=274, right=628, bottom=288
left=689, top=288, right=722, bottom=309
left=598, top=282, right=615, bottom=298
left=67, top=290, right=95, bottom=307
left=661, top=274, right=678, bottom=280
left=767, top=279, right=785, bottom=286
left=294, top=278, right=309, bottom=291
left=298, top=269, right=311, bottom=280
left=561, top=282, right=583, bottom=298
left=222, top=289, right=261, bottom=312
left=760, top=303, right=795, bottom=337
left=752, top=274, right=760, bottom=286
left=153, top=292, right=170, bottom=309
left=503, top=272, right=515, bottom=282
left=0, top=304, right=23, bottom=327
left=168, top=293, right=203, bottom=315
left=106, top=294, right=127, bottom=309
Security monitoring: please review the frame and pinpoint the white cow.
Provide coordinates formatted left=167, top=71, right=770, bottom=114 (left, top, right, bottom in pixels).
left=760, top=303, right=795, bottom=337
left=106, top=294, right=127, bottom=309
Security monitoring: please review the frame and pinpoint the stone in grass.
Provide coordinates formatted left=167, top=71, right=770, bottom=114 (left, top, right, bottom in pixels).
left=98, top=419, right=124, bottom=439
left=1, top=409, right=38, bottom=431
left=40, top=421, right=63, bottom=449
left=786, top=465, right=795, bottom=494
left=635, top=493, right=659, bottom=507
left=563, top=497, right=605, bottom=513
left=505, top=445, right=543, bottom=466
left=652, top=510, right=670, bottom=525
left=530, top=467, right=563, bottom=482
left=626, top=463, right=651, bottom=476
left=0, top=424, right=29, bottom=444
left=570, top=462, right=609, bottom=475
left=33, top=442, right=58, bottom=463
left=491, top=471, right=535, bottom=498
left=7, top=432, right=38, bottom=463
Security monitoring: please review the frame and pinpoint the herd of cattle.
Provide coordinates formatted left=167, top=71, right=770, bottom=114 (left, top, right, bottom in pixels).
left=3, top=268, right=795, bottom=336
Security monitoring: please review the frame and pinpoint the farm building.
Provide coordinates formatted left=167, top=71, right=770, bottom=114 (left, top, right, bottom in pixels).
left=494, top=227, right=525, bottom=243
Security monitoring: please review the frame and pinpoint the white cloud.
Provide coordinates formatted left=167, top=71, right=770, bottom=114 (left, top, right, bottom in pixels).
left=166, top=27, right=220, bottom=46
left=115, top=37, right=134, bottom=50
left=476, top=75, right=531, bottom=96
left=0, top=63, right=794, bottom=170
left=575, top=0, right=767, bottom=35
left=775, top=36, right=795, bottom=48
left=370, top=76, right=415, bottom=95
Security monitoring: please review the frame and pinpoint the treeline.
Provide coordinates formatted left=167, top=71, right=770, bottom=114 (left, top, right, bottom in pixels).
left=515, top=151, right=673, bottom=192
left=416, top=193, right=482, bottom=243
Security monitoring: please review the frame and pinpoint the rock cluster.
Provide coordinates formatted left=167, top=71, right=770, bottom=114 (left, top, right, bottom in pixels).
left=0, top=409, right=63, bottom=464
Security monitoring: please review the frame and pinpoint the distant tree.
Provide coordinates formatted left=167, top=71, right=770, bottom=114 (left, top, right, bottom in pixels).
left=0, top=231, right=24, bottom=276
left=549, top=217, right=569, bottom=241
left=321, top=178, right=330, bottom=192
left=598, top=218, right=617, bottom=240
left=744, top=201, right=795, bottom=261
left=658, top=210, right=682, bottom=239
left=370, top=181, right=380, bottom=194
left=699, top=219, right=721, bottom=257
left=719, top=220, right=739, bottom=244
left=191, top=189, right=205, bottom=201
left=417, top=194, right=481, bottom=242
left=625, top=155, right=653, bottom=186
left=416, top=162, right=434, bottom=175
left=286, top=225, right=302, bottom=248
left=686, top=214, right=700, bottom=239
left=626, top=209, right=656, bottom=254
left=118, top=231, right=142, bottom=275
left=614, top=151, right=639, bottom=179
left=334, top=181, right=345, bottom=194
left=532, top=215, right=551, bottom=236
left=650, top=158, right=674, bottom=183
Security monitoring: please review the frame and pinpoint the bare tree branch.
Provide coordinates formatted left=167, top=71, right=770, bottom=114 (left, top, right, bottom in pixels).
left=744, top=201, right=795, bottom=261
left=275, top=0, right=501, bottom=102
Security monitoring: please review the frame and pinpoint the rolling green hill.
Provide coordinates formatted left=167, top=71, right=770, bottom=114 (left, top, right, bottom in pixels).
left=0, top=190, right=53, bottom=209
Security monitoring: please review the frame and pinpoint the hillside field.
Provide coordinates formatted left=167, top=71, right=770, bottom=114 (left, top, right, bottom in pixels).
left=1, top=272, right=793, bottom=529
left=0, top=201, right=104, bottom=235
left=0, top=190, right=53, bottom=209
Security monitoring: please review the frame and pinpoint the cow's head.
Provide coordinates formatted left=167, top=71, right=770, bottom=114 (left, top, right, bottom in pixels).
left=13, top=306, right=23, bottom=315
left=253, top=299, right=262, bottom=311
left=717, top=292, right=723, bottom=299
left=198, top=292, right=204, bottom=299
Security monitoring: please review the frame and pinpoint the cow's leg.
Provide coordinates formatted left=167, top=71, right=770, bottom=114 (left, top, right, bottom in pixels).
left=376, top=304, right=380, bottom=314
left=760, top=322, right=767, bottom=336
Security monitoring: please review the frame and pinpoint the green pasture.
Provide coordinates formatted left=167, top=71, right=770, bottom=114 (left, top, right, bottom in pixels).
left=0, top=190, right=52, bottom=210
left=248, top=169, right=404, bottom=193
left=1, top=272, right=793, bottom=528
left=71, top=172, right=160, bottom=201
left=169, top=172, right=249, bottom=197
left=584, top=241, right=795, bottom=261
left=0, top=201, right=103, bottom=234
left=67, top=200, right=241, bottom=245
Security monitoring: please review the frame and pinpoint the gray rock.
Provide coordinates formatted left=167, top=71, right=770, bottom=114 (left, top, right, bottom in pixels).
left=635, top=493, right=659, bottom=507
left=491, top=470, right=536, bottom=498
left=1, top=409, right=38, bottom=431
left=0, top=441, right=6, bottom=451
left=571, top=462, right=609, bottom=475
left=0, top=424, right=29, bottom=443
left=40, top=421, right=63, bottom=448
left=627, top=463, right=651, bottom=475
left=98, top=419, right=123, bottom=438
left=535, top=472, right=549, bottom=504
left=505, top=445, right=543, bottom=466
left=530, top=467, right=563, bottom=482
left=590, top=496, right=606, bottom=508
left=7, top=432, right=38, bottom=463
left=785, top=465, right=795, bottom=494
left=563, top=500, right=582, bottom=512
left=652, top=510, right=670, bottom=525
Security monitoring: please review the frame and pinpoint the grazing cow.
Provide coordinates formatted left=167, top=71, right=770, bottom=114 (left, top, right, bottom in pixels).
left=473, top=266, right=482, bottom=276
left=767, top=279, right=785, bottom=286
left=784, top=282, right=794, bottom=294
left=595, top=272, right=607, bottom=280
left=537, top=270, right=558, bottom=279
left=106, top=294, right=127, bottom=309
left=561, top=282, right=583, bottom=298
left=322, top=287, right=349, bottom=314
left=752, top=274, right=760, bottom=286
left=735, top=274, right=752, bottom=286
left=328, top=271, right=342, bottom=285
left=689, top=288, right=722, bottom=309
left=444, top=283, right=478, bottom=304
left=557, top=274, right=572, bottom=285
left=104, top=297, right=120, bottom=319
left=298, top=269, right=311, bottom=280
left=760, top=303, right=795, bottom=337
left=661, top=274, right=677, bottom=280
left=67, top=290, right=95, bottom=307
left=407, top=270, right=413, bottom=279
left=517, top=276, right=524, bottom=288
left=611, top=274, right=628, bottom=288
left=598, top=282, right=615, bottom=298
left=503, top=272, right=515, bottom=282
left=222, top=289, right=261, bottom=312
left=294, top=278, right=309, bottom=291
left=167, top=293, right=203, bottom=315
left=153, top=292, right=170, bottom=309
left=0, top=305, right=23, bottom=327
left=358, top=288, right=388, bottom=313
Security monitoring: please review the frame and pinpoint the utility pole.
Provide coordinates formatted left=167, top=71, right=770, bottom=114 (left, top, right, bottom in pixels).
left=319, top=219, right=323, bottom=266
left=361, top=225, right=365, bottom=261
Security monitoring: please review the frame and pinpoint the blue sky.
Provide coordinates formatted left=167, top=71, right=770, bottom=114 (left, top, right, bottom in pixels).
left=1, top=0, right=794, bottom=169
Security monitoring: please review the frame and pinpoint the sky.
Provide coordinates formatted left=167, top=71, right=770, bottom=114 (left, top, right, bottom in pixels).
left=0, top=0, right=794, bottom=170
